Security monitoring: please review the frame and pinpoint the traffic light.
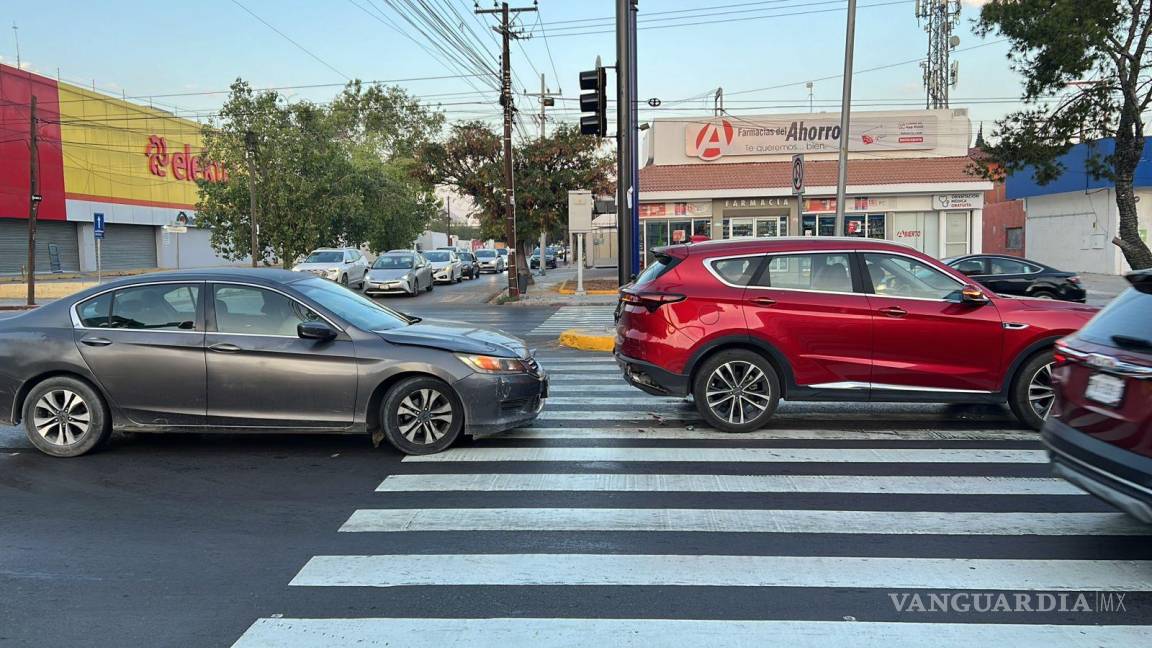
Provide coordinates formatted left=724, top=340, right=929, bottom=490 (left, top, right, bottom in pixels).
left=579, top=66, right=607, bottom=137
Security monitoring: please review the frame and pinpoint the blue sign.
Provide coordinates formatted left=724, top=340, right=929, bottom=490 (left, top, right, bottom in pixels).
left=94, top=213, right=105, bottom=240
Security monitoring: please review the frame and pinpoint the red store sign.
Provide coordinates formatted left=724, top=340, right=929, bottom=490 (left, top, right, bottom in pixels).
left=145, top=135, right=229, bottom=183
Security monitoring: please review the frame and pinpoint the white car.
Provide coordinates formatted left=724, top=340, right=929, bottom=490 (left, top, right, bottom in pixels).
left=291, top=248, right=369, bottom=288
left=423, top=250, right=462, bottom=284
left=473, top=248, right=506, bottom=273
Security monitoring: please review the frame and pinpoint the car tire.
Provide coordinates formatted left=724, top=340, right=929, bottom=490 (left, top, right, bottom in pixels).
left=1030, top=289, right=1056, bottom=300
left=1009, top=350, right=1056, bottom=431
left=22, top=377, right=112, bottom=458
left=692, top=350, right=781, bottom=433
left=340, top=274, right=348, bottom=286
left=380, top=376, right=464, bottom=455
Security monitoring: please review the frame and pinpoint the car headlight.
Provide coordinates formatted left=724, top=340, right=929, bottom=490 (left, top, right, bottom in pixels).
left=457, top=354, right=528, bottom=374
left=325, top=268, right=340, bottom=278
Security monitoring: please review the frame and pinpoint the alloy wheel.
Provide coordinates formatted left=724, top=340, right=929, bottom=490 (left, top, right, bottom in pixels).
left=396, top=388, right=454, bottom=445
left=32, top=389, right=92, bottom=446
left=704, top=360, right=772, bottom=426
left=1027, top=362, right=1056, bottom=419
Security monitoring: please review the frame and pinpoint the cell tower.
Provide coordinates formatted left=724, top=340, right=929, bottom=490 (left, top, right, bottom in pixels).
left=916, top=0, right=961, bottom=109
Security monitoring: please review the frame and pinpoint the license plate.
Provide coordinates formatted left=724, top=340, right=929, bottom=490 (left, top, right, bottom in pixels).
left=1085, top=373, right=1125, bottom=407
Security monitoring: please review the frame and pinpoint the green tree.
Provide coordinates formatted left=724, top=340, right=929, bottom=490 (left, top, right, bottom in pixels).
left=416, top=121, right=614, bottom=279
left=975, top=0, right=1152, bottom=269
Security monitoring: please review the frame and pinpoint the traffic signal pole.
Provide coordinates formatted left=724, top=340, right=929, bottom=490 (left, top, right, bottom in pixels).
left=615, top=0, right=638, bottom=286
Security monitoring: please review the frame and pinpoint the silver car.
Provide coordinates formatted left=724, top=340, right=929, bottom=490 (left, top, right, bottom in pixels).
left=423, top=250, right=462, bottom=284
left=364, top=252, right=434, bottom=297
left=291, top=248, right=369, bottom=288
left=474, top=248, right=505, bottom=273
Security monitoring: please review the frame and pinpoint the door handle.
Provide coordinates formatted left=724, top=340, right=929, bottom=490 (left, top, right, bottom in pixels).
left=80, top=337, right=112, bottom=347
left=878, top=306, right=908, bottom=317
left=749, top=297, right=777, bottom=306
left=208, top=342, right=242, bottom=353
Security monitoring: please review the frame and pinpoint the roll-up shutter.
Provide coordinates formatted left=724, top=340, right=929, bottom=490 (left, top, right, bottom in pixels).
left=0, top=218, right=80, bottom=274
left=100, top=224, right=158, bottom=269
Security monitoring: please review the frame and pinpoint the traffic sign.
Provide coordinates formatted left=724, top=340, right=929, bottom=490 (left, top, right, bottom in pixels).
left=93, top=212, right=105, bottom=240
left=791, top=154, right=805, bottom=195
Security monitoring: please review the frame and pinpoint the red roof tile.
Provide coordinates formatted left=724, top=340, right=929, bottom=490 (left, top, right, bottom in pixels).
left=640, top=156, right=984, bottom=192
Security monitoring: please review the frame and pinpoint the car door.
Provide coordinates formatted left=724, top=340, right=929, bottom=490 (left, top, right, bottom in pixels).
left=73, top=282, right=207, bottom=426
left=862, top=252, right=1004, bottom=393
left=205, top=282, right=358, bottom=429
left=985, top=257, right=1039, bottom=297
left=353, top=251, right=369, bottom=284
left=741, top=251, right=874, bottom=390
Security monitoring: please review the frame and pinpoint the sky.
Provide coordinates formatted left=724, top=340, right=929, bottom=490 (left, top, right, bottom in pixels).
left=1, top=0, right=1023, bottom=136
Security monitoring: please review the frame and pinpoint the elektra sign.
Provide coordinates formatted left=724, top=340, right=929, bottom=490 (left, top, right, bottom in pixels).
left=686, top=116, right=937, bottom=161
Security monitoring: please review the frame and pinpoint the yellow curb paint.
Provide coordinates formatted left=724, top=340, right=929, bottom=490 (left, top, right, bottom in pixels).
left=558, top=329, right=616, bottom=352
left=0, top=282, right=97, bottom=299
left=556, top=288, right=619, bottom=295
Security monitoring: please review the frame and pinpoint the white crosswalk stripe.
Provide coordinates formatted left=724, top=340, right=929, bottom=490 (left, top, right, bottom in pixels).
left=234, top=351, right=1149, bottom=647
left=529, top=305, right=617, bottom=335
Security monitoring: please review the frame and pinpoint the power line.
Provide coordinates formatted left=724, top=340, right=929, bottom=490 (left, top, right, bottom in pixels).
left=538, top=0, right=816, bottom=27
left=538, top=0, right=846, bottom=32
left=230, top=0, right=351, bottom=80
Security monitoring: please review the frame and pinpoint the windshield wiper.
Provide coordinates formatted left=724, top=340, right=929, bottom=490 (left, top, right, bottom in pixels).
left=1112, top=334, right=1152, bottom=351
left=400, top=312, right=422, bottom=324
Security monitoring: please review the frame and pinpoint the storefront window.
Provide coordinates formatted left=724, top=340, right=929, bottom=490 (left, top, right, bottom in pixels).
left=693, top=219, right=711, bottom=238
left=669, top=220, right=691, bottom=244
left=803, top=213, right=885, bottom=238
left=756, top=217, right=787, bottom=237
left=801, top=214, right=837, bottom=237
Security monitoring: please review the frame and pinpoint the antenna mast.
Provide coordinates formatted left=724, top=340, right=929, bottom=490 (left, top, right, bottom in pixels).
left=916, top=0, right=961, bottom=109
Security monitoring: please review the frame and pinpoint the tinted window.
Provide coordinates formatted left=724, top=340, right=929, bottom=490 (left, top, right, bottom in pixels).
left=1078, top=289, right=1152, bottom=349
left=952, top=259, right=986, bottom=275
left=424, top=251, right=452, bottom=262
left=475, top=250, right=496, bottom=258
left=77, top=293, right=113, bottom=328
left=864, top=254, right=961, bottom=300
left=374, top=255, right=414, bottom=269
left=295, top=278, right=409, bottom=331
left=214, top=285, right=320, bottom=336
left=989, top=258, right=1039, bottom=275
left=710, top=256, right=762, bottom=287
left=636, top=255, right=682, bottom=286
left=306, top=251, right=343, bottom=263
left=110, top=284, right=200, bottom=330
left=459, top=252, right=475, bottom=262
left=753, top=253, right=853, bottom=293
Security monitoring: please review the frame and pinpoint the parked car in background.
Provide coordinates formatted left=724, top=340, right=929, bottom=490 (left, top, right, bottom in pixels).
left=474, top=249, right=506, bottom=273
left=529, top=246, right=558, bottom=269
left=424, top=250, right=462, bottom=284
left=0, top=269, right=548, bottom=457
left=291, top=248, right=369, bottom=288
left=1042, top=269, right=1152, bottom=522
left=496, top=248, right=509, bottom=262
left=945, top=254, right=1086, bottom=302
left=457, top=251, right=479, bottom=280
left=615, top=237, right=1099, bottom=433
left=364, top=252, right=434, bottom=297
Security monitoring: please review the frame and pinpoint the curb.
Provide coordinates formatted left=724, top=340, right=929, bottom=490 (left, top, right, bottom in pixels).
left=558, top=328, right=615, bottom=352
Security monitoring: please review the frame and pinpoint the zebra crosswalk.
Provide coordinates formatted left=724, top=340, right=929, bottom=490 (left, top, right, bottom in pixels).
left=232, top=351, right=1152, bottom=647
left=528, top=305, right=617, bottom=336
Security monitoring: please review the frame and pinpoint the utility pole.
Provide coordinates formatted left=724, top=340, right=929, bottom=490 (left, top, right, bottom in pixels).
left=477, top=1, right=536, bottom=299
left=11, top=22, right=21, bottom=69
left=833, top=0, right=857, bottom=236
left=616, top=0, right=639, bottom=285
left=244, top=130, right=260, bottom=267
left=26, top=95, right=40, bottom=306
left=526, top=72, right=559, bottom=276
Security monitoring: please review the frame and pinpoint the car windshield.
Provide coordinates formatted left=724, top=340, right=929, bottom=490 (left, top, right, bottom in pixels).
left=1078, top=288, right=1152, bottom=350
left=475, top=250, right=496, bottom=258
left=373, top=255, right=413, bottom=269
left=459, top=253, right=474, bottom=262
left=497, top=248, right=508, bottom=256
left=305, top=251, right=343, bottom=263
left=424, top=251, right=451, bottom=262
left=531, top=248, right=541, bottom=256
left=295, top=277, right=411, bottom=331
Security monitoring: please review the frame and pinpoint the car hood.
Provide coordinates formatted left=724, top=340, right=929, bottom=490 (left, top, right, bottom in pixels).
left=368, top=268, right=412, bottom=281
left=376, top=319, right=528, bottom=357
left=428, top=261, right=454, bottom=269
left=293, top=263, right=340, bottom=272
left=994, top=294, right=1099, bottom=326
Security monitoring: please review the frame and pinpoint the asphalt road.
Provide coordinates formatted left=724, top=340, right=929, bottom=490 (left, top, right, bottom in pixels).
left=2, top=284, right=1151, bottom=646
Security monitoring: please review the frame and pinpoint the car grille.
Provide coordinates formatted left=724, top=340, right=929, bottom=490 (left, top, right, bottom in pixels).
left=524, top=356, right=541, bottom=376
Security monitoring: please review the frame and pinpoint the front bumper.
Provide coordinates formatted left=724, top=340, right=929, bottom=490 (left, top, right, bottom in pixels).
left=433, top=270, right=455, bottom=283
left=1043, top=417, right=1152, bottom=523
left=456, top=369, right=549, bottom=437
left=364, top=280, right=411, bottom=295
left=616, top=352, right=690, bottom=397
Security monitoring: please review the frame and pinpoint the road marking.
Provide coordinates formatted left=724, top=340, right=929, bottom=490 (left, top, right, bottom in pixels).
left=340, top=508, right=1139, bottom=535
left=545, top=397, right=682, bottom=405
left=537, top=410, right=695, bottom=421
left=504, top=427, right=1039, bottom=440
left=403, top=447, right=1047, bottom=463
left=533, top=385, right=659, bottom=393
left=233, top=618, right=1152, bottom=648
left=376, top=473, right=1080, bottom=495
left=530, top=306, right=617, bottom=336
left=289, top=554, right=1152, bottom=590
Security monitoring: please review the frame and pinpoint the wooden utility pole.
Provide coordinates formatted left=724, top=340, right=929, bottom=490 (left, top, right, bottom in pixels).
left=26, top=95, right=40, bottom=306
left=244, top=130, right=260, bottom=267
left=477, top=1, right=535, bottom=299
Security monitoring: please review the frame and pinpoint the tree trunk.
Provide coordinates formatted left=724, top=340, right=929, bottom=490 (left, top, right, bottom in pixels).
left=1110, top=131, right=1152, bottom=271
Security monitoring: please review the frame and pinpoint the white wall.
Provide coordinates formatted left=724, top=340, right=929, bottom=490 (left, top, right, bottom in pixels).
left=1025, top=190, right=1122, bottom=274
left=157, top=228, right=250, bottom=269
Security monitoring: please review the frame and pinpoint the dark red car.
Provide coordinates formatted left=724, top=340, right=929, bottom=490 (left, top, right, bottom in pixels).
left=1043, top=269, right=1152, bottom=522
left=615, top=238, right=1099, bottom=432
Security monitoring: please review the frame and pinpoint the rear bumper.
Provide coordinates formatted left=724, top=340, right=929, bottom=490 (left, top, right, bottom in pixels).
left=456, top=370, right=548, bottom=437
left=616, top=353, right=690, bottom=397
left=1042, top=417, right=1152, bottom=523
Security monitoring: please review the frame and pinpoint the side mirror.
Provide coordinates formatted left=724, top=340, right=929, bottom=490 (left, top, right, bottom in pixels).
left=298, top=320, right=337, bottom=341
left=949, top=284, right=989, bottom=305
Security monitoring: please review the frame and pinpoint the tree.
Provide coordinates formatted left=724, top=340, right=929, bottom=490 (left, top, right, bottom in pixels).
left=416, top=121, right=614, bottom=279
left=195, top=79, right=441, bottom=266
left=975, top=0, right=1152, bottom=269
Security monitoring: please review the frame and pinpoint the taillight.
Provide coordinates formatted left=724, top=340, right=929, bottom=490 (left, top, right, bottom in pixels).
left=1067, top=275, right=1082, bottom=285
left=620, top=290, right=686, bottom=312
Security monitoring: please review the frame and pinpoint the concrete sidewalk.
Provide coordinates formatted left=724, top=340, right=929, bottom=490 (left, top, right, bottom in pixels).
left=504, top=263, right=620, bottom=306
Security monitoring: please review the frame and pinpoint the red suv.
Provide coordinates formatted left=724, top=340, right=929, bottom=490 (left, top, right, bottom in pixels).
left=1043, top=269, right=1152, bottom=522
left=615, top=238, right=1099, bottom=432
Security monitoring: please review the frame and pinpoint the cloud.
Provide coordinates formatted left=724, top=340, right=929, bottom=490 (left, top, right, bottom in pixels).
left=960, top=0, right=992, bottom=6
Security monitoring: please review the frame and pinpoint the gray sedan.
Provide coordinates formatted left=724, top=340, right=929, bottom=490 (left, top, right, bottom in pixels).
left=364, top=252, right=434, bottom=297
left=0, top=269, right=548, bottom=458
